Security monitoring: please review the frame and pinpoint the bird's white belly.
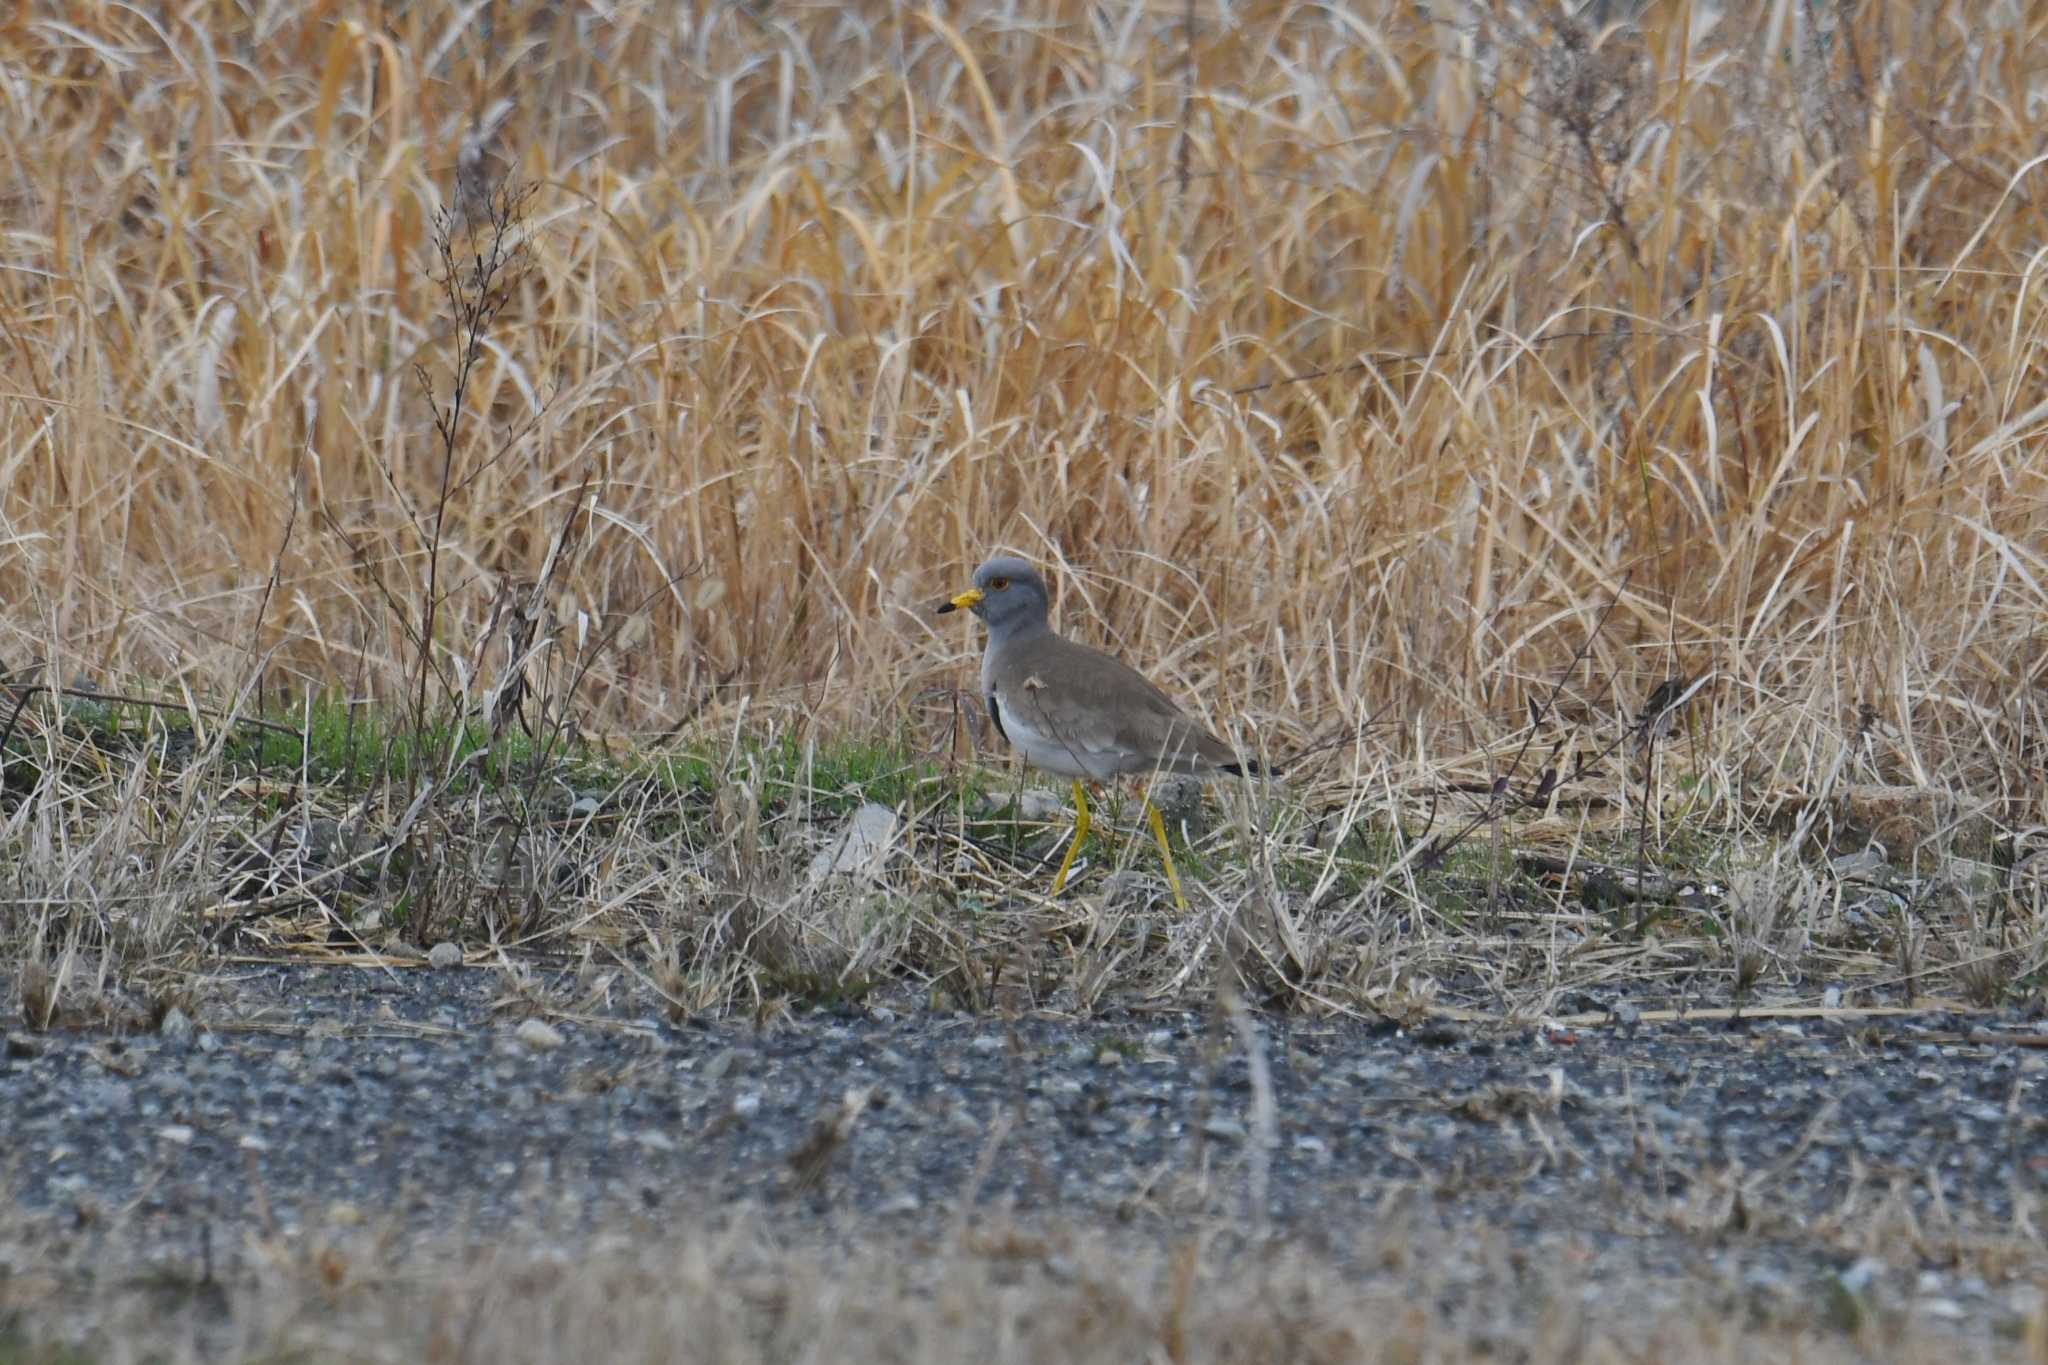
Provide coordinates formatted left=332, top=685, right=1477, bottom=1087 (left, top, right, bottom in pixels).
left=992, top=689, right=1122, bottom=780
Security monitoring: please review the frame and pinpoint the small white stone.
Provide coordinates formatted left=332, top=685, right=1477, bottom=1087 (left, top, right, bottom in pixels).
left=428, top=942, right=463, bottom=969
left=1011, top=789, right=1069, bottom=821
left=1837, top=1257, right=1885, bottom=1294
left=514, top=1018, right=564, bottom=1052
left=807, top=801, right=902, bottom=882
left=732, top=1093, right=762, bottom=1119
left=158, top=1125, right=195, bottom=1145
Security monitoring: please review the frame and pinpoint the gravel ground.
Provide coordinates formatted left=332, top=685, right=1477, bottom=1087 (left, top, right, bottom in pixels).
left=6, top=964, right=2048, bottom=1350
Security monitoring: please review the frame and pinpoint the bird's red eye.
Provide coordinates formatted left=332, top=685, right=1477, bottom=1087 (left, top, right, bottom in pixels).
left=990, top=577, right=1009, bottom=590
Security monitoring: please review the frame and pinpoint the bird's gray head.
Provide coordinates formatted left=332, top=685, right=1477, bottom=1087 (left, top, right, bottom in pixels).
left=937, top=555, right=1052, bottom=638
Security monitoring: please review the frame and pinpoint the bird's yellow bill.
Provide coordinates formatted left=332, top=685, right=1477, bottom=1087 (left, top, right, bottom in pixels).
left=938, top=587, right=984, bottom=615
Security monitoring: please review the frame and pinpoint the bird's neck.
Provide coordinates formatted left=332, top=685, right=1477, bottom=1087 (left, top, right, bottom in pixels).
left=993, top=619, right=1054, bottom=651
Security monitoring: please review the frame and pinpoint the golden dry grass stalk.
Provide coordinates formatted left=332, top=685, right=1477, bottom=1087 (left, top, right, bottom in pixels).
left=0, top=0, right=2040, bottom=812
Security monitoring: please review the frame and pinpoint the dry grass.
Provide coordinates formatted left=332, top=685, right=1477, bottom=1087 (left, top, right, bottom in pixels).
left=4, top=1, right=2048, bottom=1001
left=5, top=0, right=2045, bottom=777
left=11, top=6, right=2048, bottom=1350
left=4, top=1197, right=2039, bottom=1365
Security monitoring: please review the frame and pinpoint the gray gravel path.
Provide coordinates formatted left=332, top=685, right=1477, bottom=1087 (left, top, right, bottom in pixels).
left=5, top=965, right=2047, bottom=1341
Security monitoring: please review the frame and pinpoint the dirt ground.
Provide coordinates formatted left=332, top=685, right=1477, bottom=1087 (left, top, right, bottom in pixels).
left=4, top=963, right=2046, bottom=1362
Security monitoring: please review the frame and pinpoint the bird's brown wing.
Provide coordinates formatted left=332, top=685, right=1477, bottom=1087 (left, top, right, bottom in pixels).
left=994, top=633, right=1244, bottom=776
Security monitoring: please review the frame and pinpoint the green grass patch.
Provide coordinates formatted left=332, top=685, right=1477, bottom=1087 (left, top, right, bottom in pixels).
left=633, top=731, right=992, bottom=824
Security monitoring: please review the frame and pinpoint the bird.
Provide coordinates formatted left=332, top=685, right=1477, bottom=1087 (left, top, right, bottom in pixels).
left=937, top=554, right=1265, bottom=910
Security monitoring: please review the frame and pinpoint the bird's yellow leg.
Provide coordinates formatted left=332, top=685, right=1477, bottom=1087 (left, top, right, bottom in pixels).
left=1050, top=779, right=1091, bottom=895
left=1144, top=797, right=1189, bottom=912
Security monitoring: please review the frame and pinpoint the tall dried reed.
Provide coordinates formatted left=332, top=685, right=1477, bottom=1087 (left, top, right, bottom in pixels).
left=1, top=0, right=2041, bottom=821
